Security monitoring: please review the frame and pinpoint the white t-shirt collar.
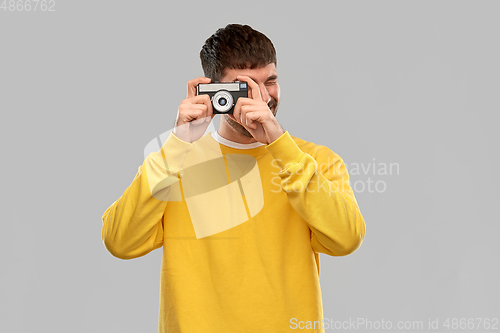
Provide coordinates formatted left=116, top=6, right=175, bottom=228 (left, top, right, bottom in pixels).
left=211, top=131, right=265, bottom=149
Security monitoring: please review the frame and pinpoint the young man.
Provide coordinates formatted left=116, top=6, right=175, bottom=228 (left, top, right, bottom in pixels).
left=102, top=24, right=365, bottom=333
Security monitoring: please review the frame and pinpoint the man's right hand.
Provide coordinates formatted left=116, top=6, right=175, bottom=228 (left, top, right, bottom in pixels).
left=173, top=77, right=214, bottom=143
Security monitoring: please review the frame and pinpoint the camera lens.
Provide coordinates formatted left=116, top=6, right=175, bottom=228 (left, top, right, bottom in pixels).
left=212, top=90, right=233, bottom=113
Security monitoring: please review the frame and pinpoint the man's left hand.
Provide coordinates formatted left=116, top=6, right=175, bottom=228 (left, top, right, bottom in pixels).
left=230, top=75, right=285, bottom=145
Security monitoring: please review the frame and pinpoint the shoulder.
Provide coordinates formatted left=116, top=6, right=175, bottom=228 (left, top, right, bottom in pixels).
left=289, top=134, right=346, bottom=175
left=290, top=134, right=342, bottom=160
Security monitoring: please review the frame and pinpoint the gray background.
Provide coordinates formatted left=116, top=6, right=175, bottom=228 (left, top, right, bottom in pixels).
left=1, top=0, right=499, bottom=332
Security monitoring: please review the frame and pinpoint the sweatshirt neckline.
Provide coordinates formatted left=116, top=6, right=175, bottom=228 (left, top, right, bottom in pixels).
left=202, top=132, right=269, bottom=156
left=211, top=131, right=266, bottom=149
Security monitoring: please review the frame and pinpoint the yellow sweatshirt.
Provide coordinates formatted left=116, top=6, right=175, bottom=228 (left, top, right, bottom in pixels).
left=102, top=130, right=365, bottom=333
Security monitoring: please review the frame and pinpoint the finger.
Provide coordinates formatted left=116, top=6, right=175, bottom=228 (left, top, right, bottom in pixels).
left=238, top=99, right=266, bottom=126
left=232, top=97, right=242, bottom=125
left=187, top=77, right=211, bottom=99
left=183, top=94, right=212, bottom=105
left=237, top=75, right=262, bottom=101
left=240, top=105, right=253, bottom=128
left=239, top=104, right=248, bottom=128
left=233, top=104, right=253, bottom=131
left=232, top=96, right=254, bottom=124
left=201, top=94, right=214, bottom=122
left=242, top=110, right=256, bottom=129
left=189, top=99, right=214, bottom=125
left=241, top=105, right=263, bottom=129
left=180, top=105, right=207, bottom=122
left=184, top=109, right=205, bottom=125
left=247, top=113, right=258, bottom=129
left=232, top=96, right=249, bottom=127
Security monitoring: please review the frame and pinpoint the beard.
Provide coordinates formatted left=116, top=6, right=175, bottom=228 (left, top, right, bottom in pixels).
left=224, top=97, right=279, bottom=138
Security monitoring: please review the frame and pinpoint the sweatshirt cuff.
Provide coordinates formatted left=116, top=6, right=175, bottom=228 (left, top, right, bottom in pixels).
left=265, top=131, right=306, bottom=170
left=150, top=132, right=194, bottom=172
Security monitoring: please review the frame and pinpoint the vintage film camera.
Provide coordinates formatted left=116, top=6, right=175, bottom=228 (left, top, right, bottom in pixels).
left=196, top=81, right=248, bottom=114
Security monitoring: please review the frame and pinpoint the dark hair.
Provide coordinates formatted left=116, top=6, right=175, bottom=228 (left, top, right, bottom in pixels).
left=200, top=24, right=277, bottom=81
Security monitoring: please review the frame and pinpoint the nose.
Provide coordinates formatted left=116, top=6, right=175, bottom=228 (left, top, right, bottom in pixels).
left=259, top=84, right=271, bottom=104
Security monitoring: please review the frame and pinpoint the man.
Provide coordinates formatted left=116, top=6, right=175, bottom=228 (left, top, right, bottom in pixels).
left=102, top=24, right=365, bottom=333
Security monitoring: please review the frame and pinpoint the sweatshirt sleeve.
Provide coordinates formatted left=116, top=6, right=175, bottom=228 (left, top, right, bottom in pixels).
left=102, top=132, right=194, bottom=260
left=265, top=131, right=366, bottom=256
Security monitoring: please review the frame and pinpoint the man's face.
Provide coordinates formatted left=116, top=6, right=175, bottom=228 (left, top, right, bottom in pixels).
left=220, top=63, right=280, bottom=138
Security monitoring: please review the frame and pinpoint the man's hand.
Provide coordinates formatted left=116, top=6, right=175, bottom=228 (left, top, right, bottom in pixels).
left=173, top=77, right=214, bottom=143
left=230, top=75, right=284, bottom=144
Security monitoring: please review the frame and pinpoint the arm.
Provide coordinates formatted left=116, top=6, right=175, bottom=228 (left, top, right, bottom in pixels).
left=101, top=132, right=193, bottom=260
left=266, top=131, right=366, bottom=256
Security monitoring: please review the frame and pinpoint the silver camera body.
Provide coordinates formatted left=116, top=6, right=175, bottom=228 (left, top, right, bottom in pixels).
left=196, top=81, right=248, bottom=114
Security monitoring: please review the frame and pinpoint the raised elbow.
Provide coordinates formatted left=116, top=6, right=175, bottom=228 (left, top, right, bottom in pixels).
left=336, top=230, right=365, bottom=256
left=103, top=239, right=135, bottom=260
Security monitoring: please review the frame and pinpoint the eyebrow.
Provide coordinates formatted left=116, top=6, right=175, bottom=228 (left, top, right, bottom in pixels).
left=232, top=74, right=278, bottom=82
left=265, top=74, right=278, bottom=82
